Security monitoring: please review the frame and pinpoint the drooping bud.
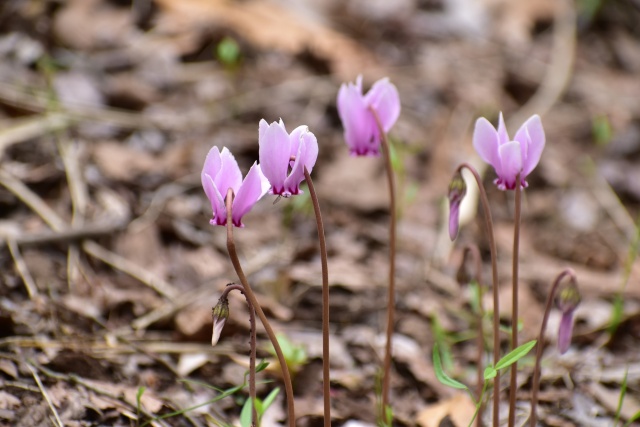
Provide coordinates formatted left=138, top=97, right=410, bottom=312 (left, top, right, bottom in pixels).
left=448, top=170, right=467, bottom=240
left=211, top=296, right=230, bottom=346
left=555, top=279, right=581, bottom=354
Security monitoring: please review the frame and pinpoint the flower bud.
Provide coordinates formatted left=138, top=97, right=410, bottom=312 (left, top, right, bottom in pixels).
left=211, top=297, right=230, bottom=346
left=555, top=280, right=580, bottom=354
left=448, top=171, right=467, bottom=240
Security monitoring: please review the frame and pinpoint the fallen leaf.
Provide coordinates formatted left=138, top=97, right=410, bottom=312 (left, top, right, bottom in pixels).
left=155, top=0, right=376, bottom=78
left=416, top=392, right=476, bottom=427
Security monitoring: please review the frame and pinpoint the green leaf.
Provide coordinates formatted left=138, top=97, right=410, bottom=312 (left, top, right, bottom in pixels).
left=624, top=410, right=640, bottom=427
left=495, top=340, right=537, bottom=371
left=483, top=366, right=497, bottom=381
left=239, top=398, right=253, bottom=427
left=432, top=344, right=469, bottom=390
left=136, top=386, right=146, bottom=407
left=262, top=387, right=280, bottom=413
left=256, top=359, right=270, bottom=373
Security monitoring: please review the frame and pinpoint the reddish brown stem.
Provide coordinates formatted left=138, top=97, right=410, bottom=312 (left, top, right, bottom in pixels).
left=225, top=189, right=296, bottom=427
left=220, top=283, right=257, bottom=425
left=303, top=166, right=331, bottom=427
left=530, top=269, right=576, bottom=427
left=457, top=163, right=500, bottom=427
left=508, top=174, right=522, bottom=427
left=370, top=110, right=397, bottom=422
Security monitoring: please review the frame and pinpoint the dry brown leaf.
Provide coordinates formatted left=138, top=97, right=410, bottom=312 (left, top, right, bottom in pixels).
left=0, top=391, right=20, bottom=409
left=289, top=257, right=376, bottom=290
left=86, top=379, right=164, bottom=413
left=318, top=155, right=388, bottom=212
left=486, top=0, right=558, bottom=47
left=92, top=141, right=157, bottom=181
left=176, top=353, right=210, bottom=377
left=416, top=392, right=476, bottom=427
left=53, top=0, right=134, bottom=50
left=0, top=359, right=18, bottom=379
left=175, top=302, right=212, bottom=338
left=155, top=0, right=376, bottom=78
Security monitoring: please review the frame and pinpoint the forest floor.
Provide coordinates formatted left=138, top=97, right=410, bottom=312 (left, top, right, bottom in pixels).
left=1, top=0, right=640, bottom=426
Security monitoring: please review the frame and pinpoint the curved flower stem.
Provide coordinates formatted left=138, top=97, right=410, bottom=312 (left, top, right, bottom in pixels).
left=225, top=189, right=296, bottom=427
left=530, top=268, right=576, bottom=427
left=508, top=174, right=522, bottom=427
left=371, top=109, right=397, bottom=420
left=303, top=166, right=331, bottom=427
left=456, top=163, right=500, bottom=427
left=461, top=244, right=485, bottom=427
left=219, top=283, right=257, bottom=426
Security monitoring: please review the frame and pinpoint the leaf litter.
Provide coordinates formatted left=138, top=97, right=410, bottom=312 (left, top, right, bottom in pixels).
left=0, top=0, right=639, bottom=426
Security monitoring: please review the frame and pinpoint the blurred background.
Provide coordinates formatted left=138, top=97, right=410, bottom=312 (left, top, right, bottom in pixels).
left=0, top=0, right=639, bottom=426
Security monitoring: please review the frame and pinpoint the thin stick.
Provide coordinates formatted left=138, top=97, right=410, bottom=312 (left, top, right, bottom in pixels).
left=508, top=174, right=522, bottom=427
left=0, top=168, right=179, bottom=301
left=225, top=189, right=296, bottom=427
left=303, top=166, right=331, bottom=427
left=530, top=268, right=576, bottom=427
left=27, top=363, right=64, bottom=427
left=220, top=283, right=257, bottom=426
left=370, top=109, right=397, bottom=419
left=457, top=163, right=500, bottom=427
left=7, top=239, right=38, bottom=298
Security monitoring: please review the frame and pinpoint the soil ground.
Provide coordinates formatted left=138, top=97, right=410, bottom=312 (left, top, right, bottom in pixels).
left=0, top=1, right=639, bottom=426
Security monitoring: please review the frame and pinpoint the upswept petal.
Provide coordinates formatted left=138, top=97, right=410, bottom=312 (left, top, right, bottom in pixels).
left=284, top=139, right=307, bottom=195
left=259, top=121, right=291, bottom=193
left=473, top=118, right=501, bottom=172
left=215, top=147, right=242, bottom=197
left=498, top=140, right=523, bottom=189
left=288, top=125, right=308, bottom=160
left=203, top=173, right=227, bottom=226
left=497, top=112, right=510, bottom=145
left=301, top=131, right=318, bottom=173
left=515, top=114, right=545, bottom=176
left=338, top=81, right=374, bottom=155
left=364, top=78, right=401, bottom=133
left=202, top=146, right=222, bottom=190
left=232, top=162, right=268, bottom=227
left=337, top=81, right=361, bottom=121
left=259, top=119, right=270, bottom=143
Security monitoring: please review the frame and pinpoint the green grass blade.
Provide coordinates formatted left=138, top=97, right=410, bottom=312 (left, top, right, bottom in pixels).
left=432, top=344, right=469, bottom=390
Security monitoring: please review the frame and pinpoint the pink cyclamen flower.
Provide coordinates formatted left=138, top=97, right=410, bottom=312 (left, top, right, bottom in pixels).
left=337, top=75, right=400, bottom=156
left=473, top=113, right=545, bottom=190
left=201, top=146, right=269, bottom=227
left=258, top=119, right=318, bottom=197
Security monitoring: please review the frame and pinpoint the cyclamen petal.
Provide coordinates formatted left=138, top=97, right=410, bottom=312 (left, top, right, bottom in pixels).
left=497, top=141, right=523, bottom=190
left=515, top=115, right=545, bottom=177
left=337, top=75, right=400, bottom=157
left=232, top=162, right=270, bottom=227
left=201, top=146, right=267, bottom=227
left=557, top=310, right=575, bottom=354
left=258, top=119, right=318, bottom=197
left=472, top=118, right=501, bottom=173
left=364, top=78, right=401, bottom=133
left=259, top=120, right=291, bottom=194
left=472, top=113, right=545, bottom=190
